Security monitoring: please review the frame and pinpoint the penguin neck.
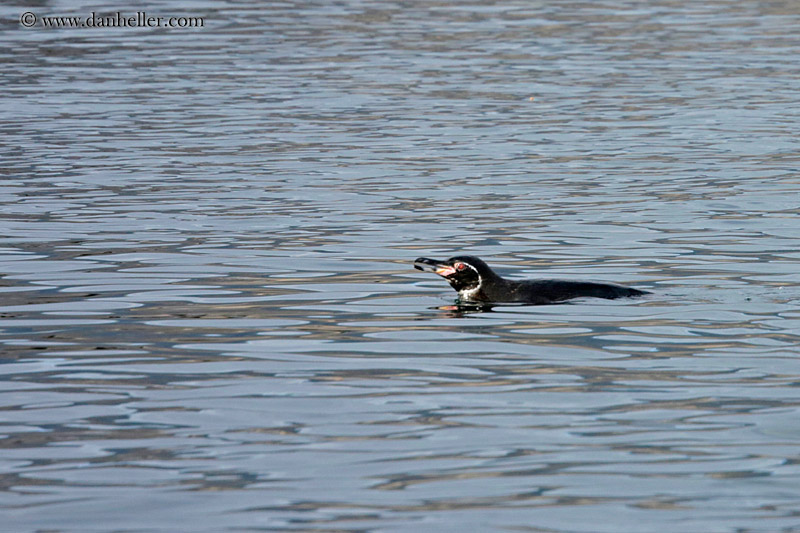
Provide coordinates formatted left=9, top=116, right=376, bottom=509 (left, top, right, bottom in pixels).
left=457, top=270, right=508, bottom=302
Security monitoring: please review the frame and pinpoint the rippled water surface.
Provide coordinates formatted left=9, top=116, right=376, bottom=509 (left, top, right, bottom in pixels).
left=2, top=1, right=800, bottom=531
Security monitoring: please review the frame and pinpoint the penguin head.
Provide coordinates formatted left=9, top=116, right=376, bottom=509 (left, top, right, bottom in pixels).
left=414, top=255, right=491, bottom=293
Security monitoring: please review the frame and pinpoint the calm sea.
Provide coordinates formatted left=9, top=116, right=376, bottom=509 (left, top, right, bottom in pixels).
left=2, top=1, right=799, bottom=531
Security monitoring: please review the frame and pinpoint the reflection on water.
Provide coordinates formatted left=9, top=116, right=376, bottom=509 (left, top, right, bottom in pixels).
left=2, top=0, right=800, bottom=531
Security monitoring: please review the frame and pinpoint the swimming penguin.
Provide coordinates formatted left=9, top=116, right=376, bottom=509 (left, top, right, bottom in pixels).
left=414, top=255, right=649, bottom=304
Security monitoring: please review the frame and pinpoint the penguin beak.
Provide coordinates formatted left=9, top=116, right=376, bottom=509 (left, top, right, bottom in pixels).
left=414, top=257, right=456, bottom=277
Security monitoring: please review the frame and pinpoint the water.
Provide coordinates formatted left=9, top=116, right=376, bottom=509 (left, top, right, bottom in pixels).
left=1, top=1, right=800, bottom=531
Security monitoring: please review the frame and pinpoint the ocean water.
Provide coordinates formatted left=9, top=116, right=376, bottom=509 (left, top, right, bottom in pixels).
left=1, top=1, right=799, bottom=531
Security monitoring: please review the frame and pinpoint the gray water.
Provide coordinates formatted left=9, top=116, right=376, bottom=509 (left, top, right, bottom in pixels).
left=2, top=1, right=800, bottom=532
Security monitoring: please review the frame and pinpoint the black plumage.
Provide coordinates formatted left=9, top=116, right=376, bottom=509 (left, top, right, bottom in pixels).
left=414, top=255, right=649, bottom=305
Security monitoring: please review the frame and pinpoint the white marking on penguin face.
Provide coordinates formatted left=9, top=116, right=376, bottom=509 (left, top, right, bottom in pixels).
left=457, top=262, right=482, bottom=299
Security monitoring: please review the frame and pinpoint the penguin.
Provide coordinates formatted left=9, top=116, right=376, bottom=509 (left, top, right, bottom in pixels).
left=415, top=255, right=649, bottom=304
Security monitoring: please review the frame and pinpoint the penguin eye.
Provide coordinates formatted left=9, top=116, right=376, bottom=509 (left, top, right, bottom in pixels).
left=455, top=262, right=466, bottom=271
